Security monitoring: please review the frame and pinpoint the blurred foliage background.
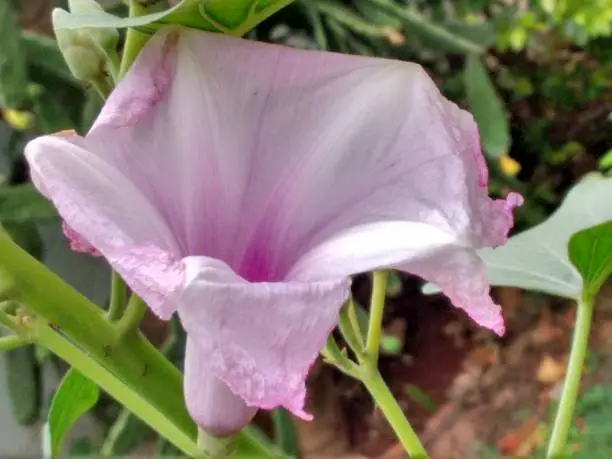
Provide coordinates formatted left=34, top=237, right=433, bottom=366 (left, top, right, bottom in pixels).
left=1, top=0, right=612, bottom=457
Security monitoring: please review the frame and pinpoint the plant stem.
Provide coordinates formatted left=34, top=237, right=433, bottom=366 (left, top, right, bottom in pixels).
left=118, top=0, right=150, bottom=79
left=365, top=270, right=389, bottom=364
left=197, top=428, right=235, bottom=459
left=32, top=316, right=200, bottom=457
left=0, top=232, right=196, bottom=443
left=107, top=272, right=127, bottom=321
left=0, top=334, right=31, bottom=351
left=116, top=295, right=147, bottom=338
left=547, top=296, right=595, bottom=457
left=361, top=368, right=428, bottom=458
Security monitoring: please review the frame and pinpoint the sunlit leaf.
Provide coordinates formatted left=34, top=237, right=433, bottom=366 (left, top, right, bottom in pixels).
left=48, top=368, right=100, bottom=458
left=464, top=54, right=510, bottom=159
left=568, top=220, right=612, bottom=300
left=424, top=174, right=612, bottom=299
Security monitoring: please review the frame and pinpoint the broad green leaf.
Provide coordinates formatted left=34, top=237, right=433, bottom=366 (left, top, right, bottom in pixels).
left=53, top=0, right=293, bottom=35
left=48, top=368, right=100, bottom=458
left=0, top=1, right=28, bottom=107
left=464, top=54, right=510, bottom=159
left=568, top=220, right=612, bottom=299
left=423, top=174, right=612, bottom=299
left=0, top=184, right=57, bottom=224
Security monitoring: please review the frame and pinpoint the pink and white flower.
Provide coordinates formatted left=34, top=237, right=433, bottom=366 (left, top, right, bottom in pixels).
left=25, top=29, right=521, bottom=435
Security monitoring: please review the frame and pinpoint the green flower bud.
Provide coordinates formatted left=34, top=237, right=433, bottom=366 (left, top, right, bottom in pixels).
left=52, top=0, right=119, bottom=83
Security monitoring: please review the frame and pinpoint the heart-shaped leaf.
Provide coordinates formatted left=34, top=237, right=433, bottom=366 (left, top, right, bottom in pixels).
left=424, top=173, right=612, bottom=299
left=568, top=220, right=612, bottom=300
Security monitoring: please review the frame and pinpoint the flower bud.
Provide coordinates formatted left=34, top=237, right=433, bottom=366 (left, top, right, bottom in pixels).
left=52, top=0, right=119, bottom=83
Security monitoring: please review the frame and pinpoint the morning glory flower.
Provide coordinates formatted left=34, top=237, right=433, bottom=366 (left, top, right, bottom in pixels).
left=25, top=29, right=522, bottom=435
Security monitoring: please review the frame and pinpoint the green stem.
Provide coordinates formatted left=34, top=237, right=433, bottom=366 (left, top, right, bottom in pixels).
left=32, top=317, right=200, bottom=457
left=197, top=428, right=235, bottom=459
left=0, top=233, right=196, bottom=444
left=118, top=0, right=150, bottom=79
left=107, top=272, right=127, bottom=321
left=547, top=296, right=595, bottom=458
left=116, top=295, right=147, bottom=338
left=361, top=369, right=428, bottom=458
left=365, top=270, right=389, bottom=364
left=0, top=334, right=31, bottom=351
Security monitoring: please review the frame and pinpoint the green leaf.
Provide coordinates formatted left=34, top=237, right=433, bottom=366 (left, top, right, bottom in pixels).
left=568, top=221, right=612, bottom=300
left=272, top=408, right=300, bottom=458
left=404, top=384, right=437, bottom=414
left=598, top=149, right=612, bottom=170
left=365, top=0, right=483, bottom=54
left=464, top=54, right=510, bottom=158
left=0, top=184, right=57, bottom=224
left=0, top=0, right=28, bottom=108
left=48, top=368, right=100, bottom=458
left=423, top=173, right=612, bottom=299
left=52, top=0, right=293, bottom=35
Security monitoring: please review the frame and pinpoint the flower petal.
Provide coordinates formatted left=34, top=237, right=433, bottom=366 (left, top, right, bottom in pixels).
left=288, top=221, right=505, bottom=334
left=177, top=257, right=350, bottom=416
left=25, top=134, right=182, bottom=318
left=183, top=337, right=258, bottom=436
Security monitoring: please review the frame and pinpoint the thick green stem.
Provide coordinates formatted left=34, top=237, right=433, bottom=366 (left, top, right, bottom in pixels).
left=365, top=270, right=389, bottom=364
left=547, top=296, right=595, bottom=458
left=107, top=272, right=127, bottom=321
left=0, top=233, right=197, bottom=444
left=31, top=317, right=200, bottom=457
left=361, top=369, right=428, bottom=458
left=118, top=0, right=150, bottom=79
